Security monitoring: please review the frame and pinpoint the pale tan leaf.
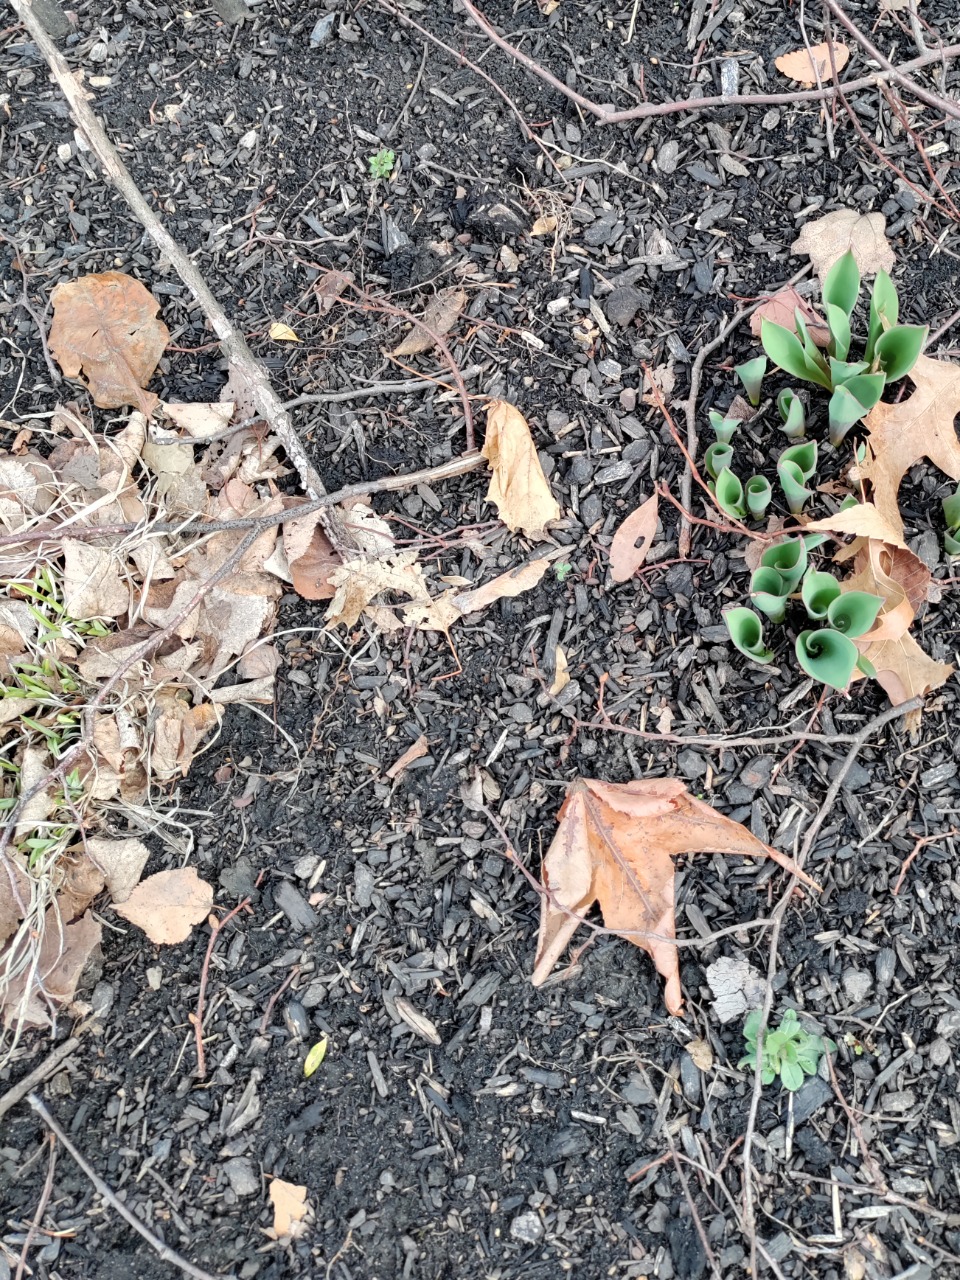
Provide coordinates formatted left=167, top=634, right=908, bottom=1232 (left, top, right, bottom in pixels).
left=399, top=591, right=464, bottom=634
left=48, top=272, right=169, bottom=413
left=161, top=401, right=235, bottom=439
left=750, top=286, right=830, bottom=347
left=287, top=524, right=341, bottom=601
left=641, top=363, right=676, bottom=405
left=390, top=288, right=466, bottom=357
left=481, top=401, right=560, bottom=538
left=1, top=909, right=102, bottom=1029
left=394, top=996, right=442, bottom=1045
left=856, top=631, right=953, bottom=719
left=803, top=502, right=907, bottom=548
left=55, top=852, right=106, bottom=922
left=141, top=438, right=208, bottom=516
left=610, top=494, right=659, bottom=582
left=86, top=835, right=151, bottom=904
left=452, top=558, right=551, bottom=614
left=791, top=209, right=895, bottom=280
left=314, top=268, right=354, bottom=313
left=687, top=1038, right=714, bottom=1072
left=775, top=40, right=849, bottom=87
left=62, top=539, right=129, bottom=619
left=549, top=644, right=570, bottom=697
left=268, top=322, right=300, bottom=342
left=386, top=734, right=429, bottom=780
left=209, top=677, right=275, bottom=704
left=532, top=778, right=816, bottom=1013
left=859, top=355, right=960, bottom=537
left=237, top=642, right=281, bottom=680
left=0, top=855, right=29, bottom=947
left=842, top=539, right=930, bottom=643
left=15, top=745, right=54, bottom=842
left=0, top=696, right=35, bottom=726
left=113, top=867, right=213, bottom=944
left=531, top=214, right=558, bottom=235
left=267, top=1179, right=309, bottom=1241
left=325, top=552, right=428, bottom=629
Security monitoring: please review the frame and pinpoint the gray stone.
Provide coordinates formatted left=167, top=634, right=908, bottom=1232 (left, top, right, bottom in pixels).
left=222, top=1157, right=258, bottom=1197
left=929, top=1037, right=951, bottom=1066
left=842, top=969, right=873, bottom=1004
left=656, top=141, right=679, bottom=174
left=791, top=1076, right=831, bottom=1124
left=677, top=749, right=707, bottom=780
left=354, top=863, right=375, bottom=909
left=605, top=286, right=644, bottom=327
left=510, top=1211, right=544, bottom=1243
left=309, top=12, right=336, bottom=45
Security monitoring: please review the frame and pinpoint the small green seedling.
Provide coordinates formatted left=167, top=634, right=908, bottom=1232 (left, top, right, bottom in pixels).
left=735, top=355, right=767, bottom=406
left=554, top=561, right=573, bottom=582
left=943, top=485, right=960, bottom=556
left=368, top=147, right=396, bottom=179
left=738, top=1008, right=836, bottom=1091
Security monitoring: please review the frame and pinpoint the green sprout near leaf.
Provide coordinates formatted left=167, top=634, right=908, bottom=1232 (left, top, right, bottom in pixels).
left=795, top=627, right=860, bottom=690
left=738, top=1008, right=836, bottom=1092
left=724, top=608, right=774, bottom=664
left=777, top=388, right=806, bottom=439
left=708, top=409, right=741, bottom=445
left=368, top=147, right=396, bottom=179
left=554, top=561, right=573, bottom=582
left=943, top=485, right=960, bottom=556
left=749, top=566, right=789, bottom=623
left=704, top=442, right=734, bottom=481
left=735, top=355, right=767, bottom=406
left=745, top=475, right=771, bottom=518
left=713, top=468, right=746, bottom=519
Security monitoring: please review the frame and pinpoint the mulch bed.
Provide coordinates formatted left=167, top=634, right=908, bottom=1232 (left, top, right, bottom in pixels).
left=2, top=1, right=960, bottom=1277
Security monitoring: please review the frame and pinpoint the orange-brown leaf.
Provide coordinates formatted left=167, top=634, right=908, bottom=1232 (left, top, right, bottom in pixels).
left=532, top=778, right=816, bottom=1013
left=482, top=401, right=560, bottom=538
left=860, top=355, right=960, bottom=538
left=49, top=272, right=169, bottom=414
left=610, top=494, right=659, bottom=582
left=775, top=41, right=850, bottom=87
left=750, top=286, right=829, bottom=347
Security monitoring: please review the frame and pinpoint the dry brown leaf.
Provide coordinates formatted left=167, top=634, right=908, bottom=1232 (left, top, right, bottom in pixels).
left=610, top=494, right=659, bottom=582
left=314, top=268, right=354, bottom=313
left=859, top=355, right=960, bottom=537
left=549, top=644, right=570, bottom=697
left=856, top=632, right=953, bottom=724
left=390, top=288, right=466, bottom=357
left=113, top=867, right=213, bottom=944
left=86, top=835, right=151, bottom=903
left=236, top=642, right=281, bottom=680
left=775, top=40, right=849, bottom=87
left=386, top=734, right=429, bottom=780
left=15, top=745, right=54, bottom=842
left=792, top=209, right=895, bottom=280
left=452, top=558, right=551, bottom=615
left=325, top=551, right=428, bottom=629
left=803, top=501, right=907, bottom=549
left=2, top=909, right=102, bottom=1030
left=287, top=523, right=341, bottom=601
left=532, top=778, right=816, bottom=1013
left=531, top=214, right=558, bottom=235
left=481, top=401, right=560, bottom=539
left=161, top=401, right=235, bottom=439
left=49, top=272, right=169, bottom=414
left=641, top=363, right=676, bottom=405
left=0, top=855, right=30, bottom=947
left=687, top=1038, right=714, bottom=1072
left=750, top=286, right=830, bottom=347
left=267, top=1178, right=309, bottom=1241
left=62, top=539, right=129, bottom=619
left=55, top=852, right=106, bottom=922
left=843, top=539, right=930, bottom=643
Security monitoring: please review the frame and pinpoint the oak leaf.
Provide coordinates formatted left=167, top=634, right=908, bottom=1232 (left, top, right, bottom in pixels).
left=859, top=355, right=960, bottom=538
left=482, top=400, right=560, bottom=538
left=792, top=209, right=894, bottom=280
left=532, top=778, right=816, bottom=1013
left=49, top=272, right=169, bottom=414
left=775, top=40, right=849, bottom=87
left=610, top=494, right=658, bottom=582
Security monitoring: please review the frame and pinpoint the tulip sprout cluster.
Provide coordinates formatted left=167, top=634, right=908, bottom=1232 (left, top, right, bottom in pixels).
left=712, top=251, right=929, bottom=691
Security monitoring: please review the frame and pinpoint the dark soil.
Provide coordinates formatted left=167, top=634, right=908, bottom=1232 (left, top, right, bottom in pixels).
left=3, top=2, right=960, bottom=1278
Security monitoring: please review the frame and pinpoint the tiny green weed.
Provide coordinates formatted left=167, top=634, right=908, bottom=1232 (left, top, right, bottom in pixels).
left=738, top=1008, right=835, bottom=1091
left=368, top=148, right=396, bottom=179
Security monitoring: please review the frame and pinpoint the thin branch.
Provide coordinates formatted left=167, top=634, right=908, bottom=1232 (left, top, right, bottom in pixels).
left=15, top=1134, right=56, bottom=1280
left=28, top=1093, right=236, bottom=1280
left=192, top=898, right=251, bottom=1079
left=454, top=0, right=960, bottom=125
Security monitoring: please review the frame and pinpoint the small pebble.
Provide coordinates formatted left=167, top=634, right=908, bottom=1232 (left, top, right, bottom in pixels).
left=546, top=297, right=570, bottom=316
left=604, top=285, right=644, bottom=327
left=284, top=1001, right=310, bottom=1040
left=842, top=969, right=873, bottom=1004
left=309, top=12, right=336, bottom=46
left=875, top=948, right=897, bottom=986
left=929, top=1037, right=951, bottom=1066
left=656, top=141, right=679, bottom=174
left=619, top=387, right=637, bottom=411
left=222, top=1157, right=258, bottom=1197
left=510, top=1211, right=544, bottom=1244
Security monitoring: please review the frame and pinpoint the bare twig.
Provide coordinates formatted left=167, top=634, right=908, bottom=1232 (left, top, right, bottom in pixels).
left=0, top=1036, right=79, bottom=1121
left=0, top=228, right=60, bottom=386
left=28, top=1093, right=236, bottom=1280
left=454, top=0, right=960, bottom=125
left=192, top=898, right=251, bottom=1079
left=14, top=1134, right=56, bottom=1280
left=739, top=695, right=922, bottom=1275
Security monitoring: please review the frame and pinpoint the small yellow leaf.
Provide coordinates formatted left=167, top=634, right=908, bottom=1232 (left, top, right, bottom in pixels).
left=549, top=644, right=570, bottom=697
left=531, top=214, right=558, bottom=236
left=304, top=1037, right=328, bottom=1077
left=269, top=322, right=300, bottom=343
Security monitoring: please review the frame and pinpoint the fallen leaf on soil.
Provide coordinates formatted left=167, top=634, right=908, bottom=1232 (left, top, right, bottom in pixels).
left=750, top=285, right=829, bottom=346
left=325, top=551, right=428, bottom=629
left=855, top=632, right=953, bottom=725
left=62, top=539, right=130, bottom=619
left=641, top=363, right=676, bottom=405
left=0, top=856, right=31, bottom=947
left=482, top=400, right=560, bottom=538
left=2, top=909, right=102, bottom=1029
left=113, top=867, right=214, bottom=944
left=267, top=1179, right=309, bottom=1241
left=531, top=213, right=558, bottom=235
left=55, top=852, right=106, bottom=922
left=792, top=209, right=895, bottom=280
left=86, top=835, right=151, bottom=903
left=268, top=322, right=300, bottom=342
left=236, top=642, right=281, bottom=680
left=531, top=777, right=816, bottom=1013
left=49, top=271, right=169, bottom=414
left=775, top=40, right=849, bottom=87
left=386, top=734, right=429, bottom=780
left=390, top=288, right=466, bottom=357
left=286, top=518, right=341, bottom=601
left=15, top=746, right=54, bottom=842
left=549, top=644, right=570, bottom=697
left=452, top=558, right=551, bottom=614
left=610, top=494, right=659, bottom=582
left=858, top=355, right=960, bottom=537
left=161, top=401, right=235, bottom=439
left=686, top=1038, right=714, bottom=1072
left=803, top=501, right=907, bottom=550
left=843, top=539, right=930, bottom=643
left=314, top=268, right=354, bottom=312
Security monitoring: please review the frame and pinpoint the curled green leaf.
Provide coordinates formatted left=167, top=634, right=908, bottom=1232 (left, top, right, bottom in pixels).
left=943, top=486, right=960, bottom=532
left=760, top=537, right=807, bottom=594
left=745, top=475, right=772, bottom=518
left=708, top=408, right=741, bottom=444
left=750, top=566, right=788, bottom=622
left=822, top=249, right=861, bottom=317
left=724, top=607, right=774, bottom=664
left=795, top=628, right=859, bottom=690
left=874, top=324, right=928, bottom=382
left=778, top=459, right=813, bottom=515
left=777, top=388, right=806, bottom=439
left=801, top=569, right=840, bottom=620
left=735, top=355, right=767, bottom=406
left=825, top=303, right=851, bottom=362
left=705, top=441, right=734, bottom=480
left=779, top=440, right=818, bottom=481
left=865, top=269, right=899, bottom=364
left=827, top=590, right=883, bottom=638
left=714, top=467, right=746, bottom=519
left=762, top=319, right=829, bottom=388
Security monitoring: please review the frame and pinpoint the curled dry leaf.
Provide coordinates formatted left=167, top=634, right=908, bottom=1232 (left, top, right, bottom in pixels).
left=803, top=501, right=907, bottom=550
left=610, top=494, right=659, bottom=582
left=62, top=539, right=130, bottom=620
left=268, top=1179, right=309, bottom=1241
left=482, top=400, right=560, bottom=539
left=750, top=285, right=829, bottom=347
left=859, top=355, right=960, bottom=538
left=160, top=401, right=235, bottom=439
left=85, top=835, right=151, bottom=904
left=386, top=734, right=429, bottom=780
left=112, top=867, right=214, bottom=944
left=268, top=322, right=300, bottom=343
left=452, top=557, right=551, bottom=615
left=774, top=40, right=849, bottom=87
left=49, top=271, right=169, bottom=414
left=390, top=288, right=466, bottom=357
left=1, top=909, right=102, bottom=1029
left=791, top=209, right=895, bottom=280
left=532, top=777, right=816, bottom=1013
left=284, top=512, right=341, bottom=601
left=549, top=644, right=570, bottom=697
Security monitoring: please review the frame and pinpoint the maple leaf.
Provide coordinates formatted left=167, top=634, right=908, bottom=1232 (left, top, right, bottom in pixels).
left=791, top=209, right=894, bottom=280
left=49, top=271, right=169, bottom=414
left=859, top=354, right=960, bottom=537
left=532, top=778, right=816, bottom=1013
left=482, top=400, right=560, bottom=539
